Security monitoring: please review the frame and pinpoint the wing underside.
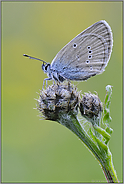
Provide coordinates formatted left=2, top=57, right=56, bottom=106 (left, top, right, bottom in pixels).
left=51, top=20, right=113, bottom=81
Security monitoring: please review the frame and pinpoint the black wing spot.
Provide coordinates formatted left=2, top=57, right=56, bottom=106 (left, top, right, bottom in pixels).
left=86, top=60, right=90, bottom=64
left=87, top=46, right=91, bottom=49
left=73, top=43, right=77, bottom=48
left=89, top=50, right=92, bottom=54
left=88, top=55, right=92, bottom=59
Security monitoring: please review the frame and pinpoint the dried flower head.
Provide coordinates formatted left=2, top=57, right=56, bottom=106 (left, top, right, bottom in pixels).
left=80, top=92, right=103, bottom=125
left=37, top=83, right=79, bottom=121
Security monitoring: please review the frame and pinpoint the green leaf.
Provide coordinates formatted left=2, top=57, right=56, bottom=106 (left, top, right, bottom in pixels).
left=103, top=85, right=112, bottom=125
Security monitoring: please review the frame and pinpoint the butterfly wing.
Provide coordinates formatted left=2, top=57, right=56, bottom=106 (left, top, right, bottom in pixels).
left=51, top=20, right=113, bottom=81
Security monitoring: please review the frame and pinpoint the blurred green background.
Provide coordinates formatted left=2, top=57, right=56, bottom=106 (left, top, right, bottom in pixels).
left=2, top=2, right=122, bottom=183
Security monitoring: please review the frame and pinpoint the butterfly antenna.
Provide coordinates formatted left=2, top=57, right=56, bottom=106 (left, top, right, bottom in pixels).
left=23, top=54, right=47, bottom=64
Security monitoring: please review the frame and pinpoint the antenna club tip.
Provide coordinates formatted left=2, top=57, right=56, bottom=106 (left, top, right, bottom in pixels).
left=23, top=54, right=29, bottom=57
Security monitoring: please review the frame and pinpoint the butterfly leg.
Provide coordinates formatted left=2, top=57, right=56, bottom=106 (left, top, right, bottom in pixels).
left=42, top=77, right=52, bottom=90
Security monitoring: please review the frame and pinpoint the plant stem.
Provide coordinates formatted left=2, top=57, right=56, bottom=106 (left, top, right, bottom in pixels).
left=58, top=111, right=118, bottom=183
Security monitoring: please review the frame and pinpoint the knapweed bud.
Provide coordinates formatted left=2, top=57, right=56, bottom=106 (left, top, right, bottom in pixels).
left=37, top=83, right=79, bottom=121
left=80, top=92, right=102, bottom=125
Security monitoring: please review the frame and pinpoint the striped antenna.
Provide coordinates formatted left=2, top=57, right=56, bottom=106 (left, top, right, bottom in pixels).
left=23, top=54, right=47, bottom=64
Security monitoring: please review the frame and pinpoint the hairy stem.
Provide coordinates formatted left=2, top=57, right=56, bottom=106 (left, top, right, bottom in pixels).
left=58, top=111, right=118, bottom=183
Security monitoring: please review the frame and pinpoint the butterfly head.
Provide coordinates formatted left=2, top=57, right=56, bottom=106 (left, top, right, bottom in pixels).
left=42, top=62, right=51, bottom=74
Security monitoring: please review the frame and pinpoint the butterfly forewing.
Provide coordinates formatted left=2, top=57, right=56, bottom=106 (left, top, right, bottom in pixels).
left=51, top=20, right=113, bottom=81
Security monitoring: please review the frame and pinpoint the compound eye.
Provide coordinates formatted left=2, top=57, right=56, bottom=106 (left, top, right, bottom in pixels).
left=45, top=65, right=48, bottom=70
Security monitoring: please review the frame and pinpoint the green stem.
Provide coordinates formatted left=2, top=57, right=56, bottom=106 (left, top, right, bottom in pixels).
left=58, top=111, right=118, bottom=183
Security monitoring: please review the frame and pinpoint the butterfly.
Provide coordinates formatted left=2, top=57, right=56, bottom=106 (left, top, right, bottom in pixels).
left=24, top=20, right=113, bottom=88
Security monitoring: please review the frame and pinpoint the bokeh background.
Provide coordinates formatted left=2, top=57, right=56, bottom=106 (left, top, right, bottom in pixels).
left=2, top=2, right=122, bottom=183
